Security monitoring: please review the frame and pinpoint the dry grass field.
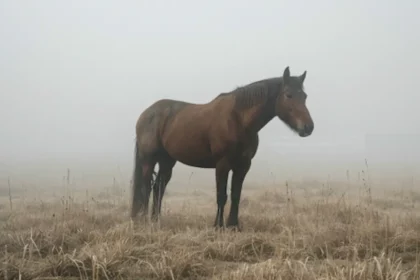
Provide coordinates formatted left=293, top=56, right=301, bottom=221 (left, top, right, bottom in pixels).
left=1, top=173, right=420, bottom=280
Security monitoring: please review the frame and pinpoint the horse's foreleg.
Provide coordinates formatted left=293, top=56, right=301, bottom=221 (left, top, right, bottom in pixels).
left=214, top=160, right=230, bottom=229
left=226, top=159, right=251, bottom=230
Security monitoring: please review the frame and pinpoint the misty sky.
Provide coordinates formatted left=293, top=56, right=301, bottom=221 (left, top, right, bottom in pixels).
left=1, top=0, right=419, bottom=168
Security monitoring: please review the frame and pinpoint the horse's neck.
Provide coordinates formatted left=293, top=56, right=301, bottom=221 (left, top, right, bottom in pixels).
left=239, top=97, right=276, bottom=133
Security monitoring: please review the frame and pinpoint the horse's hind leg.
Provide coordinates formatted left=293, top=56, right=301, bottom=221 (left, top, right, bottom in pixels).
left=151, top=158, right=176, bottom=221
left=141, top=163, right=154, bottom=218
left=131, top=159, right=156, bottom=220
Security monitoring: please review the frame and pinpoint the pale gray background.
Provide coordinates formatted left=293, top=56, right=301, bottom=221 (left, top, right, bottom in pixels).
left=1, top=0, right=419, bottom=188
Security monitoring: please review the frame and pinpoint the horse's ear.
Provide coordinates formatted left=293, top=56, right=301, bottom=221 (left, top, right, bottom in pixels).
left=283, top=66, right=290, bottom=84
left=299, top=71, right=307, bottom=84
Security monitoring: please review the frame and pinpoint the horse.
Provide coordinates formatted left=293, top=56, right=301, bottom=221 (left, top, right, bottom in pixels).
left=130, top=66, right=314, bottom=230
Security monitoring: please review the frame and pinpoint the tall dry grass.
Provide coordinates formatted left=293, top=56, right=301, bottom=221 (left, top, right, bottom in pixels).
left=1, top=176, right=420, bottom=279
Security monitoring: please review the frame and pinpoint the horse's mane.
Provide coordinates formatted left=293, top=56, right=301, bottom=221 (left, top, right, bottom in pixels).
left=216, top=77, right=283, bottom=109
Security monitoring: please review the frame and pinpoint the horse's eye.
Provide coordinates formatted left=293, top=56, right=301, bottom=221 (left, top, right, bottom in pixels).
left=286, top=94, right=292, bottom=99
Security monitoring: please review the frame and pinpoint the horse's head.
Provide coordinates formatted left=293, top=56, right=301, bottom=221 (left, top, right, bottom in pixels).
left=276, top=66, right=314, bottom=137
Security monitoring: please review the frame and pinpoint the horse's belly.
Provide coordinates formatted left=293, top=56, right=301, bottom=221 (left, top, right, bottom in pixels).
left=169, top=149, right=216, bottom=168
left=178, top=157, right=216, bottom=168
left=163, top=135, right=216, bottom=168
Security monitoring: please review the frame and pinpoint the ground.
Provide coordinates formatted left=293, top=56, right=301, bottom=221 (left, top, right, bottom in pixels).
left=1, top=177, right=420, bottom=280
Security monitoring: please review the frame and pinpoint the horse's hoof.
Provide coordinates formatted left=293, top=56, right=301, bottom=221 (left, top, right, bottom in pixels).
left=213, top=225, right=225, bottom=232
left=226, top=223, right=241, bottom=232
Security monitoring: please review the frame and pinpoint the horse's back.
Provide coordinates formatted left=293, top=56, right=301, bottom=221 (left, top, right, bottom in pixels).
left=137, top=98, right=192, bottom=124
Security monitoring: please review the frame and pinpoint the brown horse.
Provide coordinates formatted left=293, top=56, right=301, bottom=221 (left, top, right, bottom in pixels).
left=131, top=66, right=314, bottom=230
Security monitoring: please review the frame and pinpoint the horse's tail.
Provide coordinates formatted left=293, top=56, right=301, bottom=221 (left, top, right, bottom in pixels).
left=131, top=139, right=144, bottom=218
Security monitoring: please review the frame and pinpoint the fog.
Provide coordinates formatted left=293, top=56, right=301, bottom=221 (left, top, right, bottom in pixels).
left=1, top=0, right=419, bottom=190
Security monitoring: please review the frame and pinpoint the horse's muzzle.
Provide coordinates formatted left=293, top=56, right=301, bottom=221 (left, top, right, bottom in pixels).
left=298, top=123, right=314, bottom=137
